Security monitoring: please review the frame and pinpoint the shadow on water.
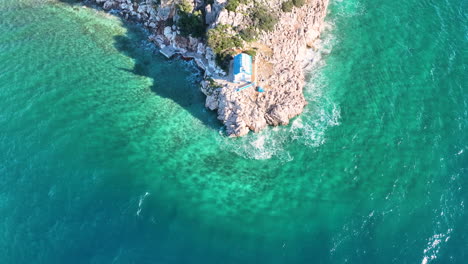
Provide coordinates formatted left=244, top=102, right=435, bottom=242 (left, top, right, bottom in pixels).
left=59, top=0, right=221, bottom=131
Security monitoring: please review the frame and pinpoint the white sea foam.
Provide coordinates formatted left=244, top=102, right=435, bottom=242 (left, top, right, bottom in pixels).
left=136, top=192, right=150, bottom=216
left=218, top=130, right=292, bottom=161
left=333, top=0, right=366, bottom=18
left=420, top=229, right=452, bottom=264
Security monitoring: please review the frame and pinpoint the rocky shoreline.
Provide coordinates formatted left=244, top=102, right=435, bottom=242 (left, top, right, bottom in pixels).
left=82, top=0, right=329, bottom=136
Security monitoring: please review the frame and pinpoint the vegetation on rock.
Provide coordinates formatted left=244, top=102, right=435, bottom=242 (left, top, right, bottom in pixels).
left=207, top=25, right=243, bottom=54
left=281, top=1, right=294, bottom=12
left=225, top=0, right=248, bottom=12
left=176, top=0, right=205, bottom=38
left=293, top=0, right=307, bottom=8
left=243, top=49, right=257, bottom=58
left=207, top=24, right=244, bottom=71
left=250, top=5, right=279, bottom=32
left=239, top=26, right=257, bottom=42
left=215, top=50, right=236, bottom=72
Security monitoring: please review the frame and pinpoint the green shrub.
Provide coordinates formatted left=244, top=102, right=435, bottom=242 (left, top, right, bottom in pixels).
left=207, top=25, right=243, bottom=54
left=206, top=78, right=222, bottom=94
left=243, top=49, right=257, bottom=58
left=176, top=1, right=205, bottom=38
left=239, top=27, right=257, bottom=42
left=250, top=5, right=278, bottom=32
left=281, top=1, right=294, bottom=12
left=207, top=25, right=244, bottom=69
left=215, top=50, right=236, bottom=72
left=177, top=10, right=205, bottom=38
left=225, top=0, right=240, bottom=12
left=225, top=0, right=247, bottom=12
left=293, top=0, right=306, bottom=7
left=177, top=0, right=193, bottom=13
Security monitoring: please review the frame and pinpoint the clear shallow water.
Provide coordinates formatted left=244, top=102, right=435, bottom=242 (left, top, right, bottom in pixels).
left=1, top=0, right=467, bottom=263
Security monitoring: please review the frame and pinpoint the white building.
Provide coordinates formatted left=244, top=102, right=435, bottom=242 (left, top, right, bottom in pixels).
left=232, top=53, right=252, bottom=83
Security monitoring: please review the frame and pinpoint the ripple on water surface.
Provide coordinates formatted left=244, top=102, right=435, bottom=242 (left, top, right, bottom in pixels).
left=0, top=0, right=467, bottom=263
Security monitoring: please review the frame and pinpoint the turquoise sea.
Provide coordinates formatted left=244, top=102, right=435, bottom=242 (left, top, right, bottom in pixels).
left=1, top=0, right=466, bottom=263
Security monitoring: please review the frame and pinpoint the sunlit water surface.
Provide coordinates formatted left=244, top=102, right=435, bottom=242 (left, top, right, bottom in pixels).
left=1, top=0, right=466, bottom=263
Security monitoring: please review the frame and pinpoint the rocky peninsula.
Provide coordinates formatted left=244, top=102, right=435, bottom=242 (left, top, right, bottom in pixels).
left=84, top=0, right=329, bottom=136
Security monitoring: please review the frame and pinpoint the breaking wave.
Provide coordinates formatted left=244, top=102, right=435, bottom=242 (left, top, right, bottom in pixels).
left=420, top=229, right=452, bottom=264
left=333, top=0, right=366, bottom=18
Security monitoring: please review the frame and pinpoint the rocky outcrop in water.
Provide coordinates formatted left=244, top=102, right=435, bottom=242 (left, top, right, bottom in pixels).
left=83, top=0, right=329, bottom=137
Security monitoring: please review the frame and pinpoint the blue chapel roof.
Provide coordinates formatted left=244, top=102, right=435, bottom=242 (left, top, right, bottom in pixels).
left=233, top=53, right=252, bottom=75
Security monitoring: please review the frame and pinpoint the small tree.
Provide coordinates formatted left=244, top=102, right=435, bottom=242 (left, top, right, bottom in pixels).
left=225, top=0, right=248, bottom=12
left=215, top=50, right=236, bottom=72
left=250, top=5, right=278, bottom=32
left=176, top=1, right=205, bottom=38
left=293, top=0, right=306, bottom=8
left=177, top=10, right=205, bottom=38
left=282, top=1, right=294, bottom=12
left=225, top=0, right=240, bottom=12
left=207, top=25, right=244, bottom=69
left=177, top=0, right=193, bottom=13
left=243, top=49, right=257, bottom=58
left=239, top=27, right=257, bottom=42
left=207, top=25, right=243, bottom=53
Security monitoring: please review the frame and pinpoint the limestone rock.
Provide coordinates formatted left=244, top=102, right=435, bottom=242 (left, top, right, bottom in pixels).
left=157, top=6, right=172, bottom=21
left=215, top=9, right=245, bottom=28
left=163, top=26, right=174, bottom=41
left=197, top=43, right=205, bottom=54
left=205, top=94, right=218, bottom=110
left=103, top=1, right=115, bottom=10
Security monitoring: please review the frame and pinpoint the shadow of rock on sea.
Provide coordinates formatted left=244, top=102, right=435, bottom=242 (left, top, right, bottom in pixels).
left=57, top=0, right=221, bottom=131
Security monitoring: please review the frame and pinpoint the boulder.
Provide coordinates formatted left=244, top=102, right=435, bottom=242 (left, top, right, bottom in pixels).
left=197, top=43, right=205, bottom=55
left=157, top=6, right=172, bottom=21
left=163, top=26, right=174, bottom=41
left=103, top=1, right=115, bottom=10
left=205, top=95, right=218, bottom=110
